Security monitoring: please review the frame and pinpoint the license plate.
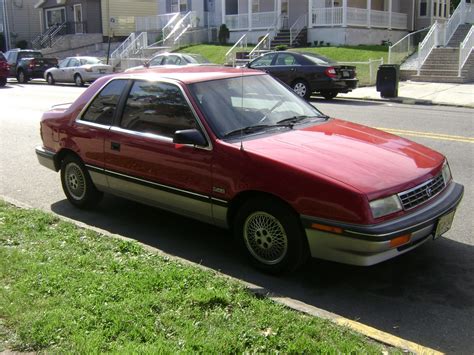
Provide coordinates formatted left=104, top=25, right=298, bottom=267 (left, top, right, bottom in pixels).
left=342, top=71, right=350, bottom=78
left=434, top=210, right=455, bottom=239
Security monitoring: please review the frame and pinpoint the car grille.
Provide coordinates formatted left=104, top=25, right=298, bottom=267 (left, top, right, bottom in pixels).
left=398, top=173, right=445, bottom=210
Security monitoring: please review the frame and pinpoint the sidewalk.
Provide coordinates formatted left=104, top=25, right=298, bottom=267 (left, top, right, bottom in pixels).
left=339, top=81, right=474, bottom=108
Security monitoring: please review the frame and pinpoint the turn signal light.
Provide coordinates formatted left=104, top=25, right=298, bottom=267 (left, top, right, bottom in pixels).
left=390, top=234, right=411, bottom=248
left=311, top=223, right=343, bottom=234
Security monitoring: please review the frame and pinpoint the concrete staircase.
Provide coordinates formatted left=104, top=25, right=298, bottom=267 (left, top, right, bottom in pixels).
left=410, top=24, right=473, bottom=83
left=271, top=28, right=307, bottom=48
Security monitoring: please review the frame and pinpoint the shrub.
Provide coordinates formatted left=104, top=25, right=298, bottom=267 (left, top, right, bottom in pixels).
left=275, top=44, right=287, bottom=51
left=16, top=39, right=28, bottom=49
left=218, top=24, right=229, bottom=45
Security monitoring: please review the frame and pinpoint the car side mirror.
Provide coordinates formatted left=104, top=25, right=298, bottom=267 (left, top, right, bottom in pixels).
left=173, top=129, right=207, bottom=147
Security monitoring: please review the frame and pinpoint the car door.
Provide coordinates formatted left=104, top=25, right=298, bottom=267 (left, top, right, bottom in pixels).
left=54, top=58, right=70, bottom=82
left=270, top=52, right=300, bottom=85
left=74, top=79, right=130, bottom=190
left=6, top=51, right=17, bottom=76
left=66, top=58, right=80, bottom=82
left=104, top=79, right=214, bottom=223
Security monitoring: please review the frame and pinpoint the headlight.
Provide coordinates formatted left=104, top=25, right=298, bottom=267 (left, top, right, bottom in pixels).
left=370, top=195, right=402, bottom=219
left=441, top=160, right=452, bottom=185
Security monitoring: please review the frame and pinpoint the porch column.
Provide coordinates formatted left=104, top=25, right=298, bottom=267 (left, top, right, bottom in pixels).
left=308, top=0, right=313, bottom=28
left=248, top=0, right=252, bottom=30
left=367, top=0, right=371, bottom=28
left=388, top=0, right=392, bottom=30
left=431, top=0, right=435, bottom=24
left=276, top=0, right=281, bottom=28
left=342, top=0, right=347, bottom=27
left=222, top=0, right=226, bottom=27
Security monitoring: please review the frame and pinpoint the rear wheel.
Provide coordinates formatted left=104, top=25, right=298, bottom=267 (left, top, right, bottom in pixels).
left=234, top=196, right=309, bottom=274
left=291, top=80, right=311, bottom=100
left=321, top=90, right=338, bottom=100
left=47, top=73, right=55, bottom=85
left=17, top=70, right=28, bottom=84
left=60, top=155, right=102, bottom=209
left=0, top=77, right=6, bottom=87
left=74, top=74, right=84, bottom=87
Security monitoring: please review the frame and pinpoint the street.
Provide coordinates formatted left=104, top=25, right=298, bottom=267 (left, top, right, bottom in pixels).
left=1, top=81, right=473, bottom=354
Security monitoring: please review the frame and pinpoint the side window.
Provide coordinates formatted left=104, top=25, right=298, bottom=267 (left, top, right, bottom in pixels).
left=69, top=58, right=79, bottom=67
left=59, top=59, right=70, bottom=68
left=149, top=56, right=163, bottom=66
left=81, top=79, right=128, bottom=125
left=120, top=81, right=197, bottom=138
left=164, top=56, right=181, bottom=65
left=250, top=53, right=276, bottom=67
left=275, top=53, right=297, bottom=66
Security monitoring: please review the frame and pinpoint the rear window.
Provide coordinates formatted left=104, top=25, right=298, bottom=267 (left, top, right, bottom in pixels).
left=302, top=53, right=336, bottom=65
left=80, top=57, right=102, bottom=65
left=18, top=52, right=43, bottom=60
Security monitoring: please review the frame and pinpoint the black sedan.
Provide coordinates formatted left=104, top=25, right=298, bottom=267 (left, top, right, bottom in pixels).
left=247, top=51, right=358, bottom=100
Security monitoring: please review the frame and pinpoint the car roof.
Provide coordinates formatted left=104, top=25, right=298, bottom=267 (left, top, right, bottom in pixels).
left=117, top=65, right=265, bottom=84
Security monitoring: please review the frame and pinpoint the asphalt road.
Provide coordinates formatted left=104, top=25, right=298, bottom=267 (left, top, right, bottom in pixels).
left=1, top=81, right=473, bottom=354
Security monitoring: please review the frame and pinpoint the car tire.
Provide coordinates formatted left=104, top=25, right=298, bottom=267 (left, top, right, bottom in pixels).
left=0, top=77, right=6, bottom=87
left=291, top=80, right=311, bottom=100
left=321, top=91, right=338, bottom=100
left=60, top=154, right=103, bottom=209
left=47, top=73, right=55, bottom=85
left=17, top=70, right=28, bottom=84
left=234, top=196, right=309, bottom=274
left=74, top=74, right=84, bottom=87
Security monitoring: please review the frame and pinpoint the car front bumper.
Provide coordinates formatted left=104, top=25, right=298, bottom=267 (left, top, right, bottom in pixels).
left=301, top=181, right=464, bottom=266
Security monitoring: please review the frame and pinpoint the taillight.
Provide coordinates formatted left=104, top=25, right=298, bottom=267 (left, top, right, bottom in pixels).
left=324, top=67, right=337, bottom=78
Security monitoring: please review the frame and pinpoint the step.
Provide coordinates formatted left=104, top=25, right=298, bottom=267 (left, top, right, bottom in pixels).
left=411, top=75, right=467, bottom=83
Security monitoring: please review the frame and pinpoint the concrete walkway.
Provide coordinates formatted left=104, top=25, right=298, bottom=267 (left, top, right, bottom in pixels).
left=339, top=81, right=474, bottom=108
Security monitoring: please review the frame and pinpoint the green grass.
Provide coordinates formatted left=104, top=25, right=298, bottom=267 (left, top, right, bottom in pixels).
left=0, top=201, right=395, bottom=353
left=177, top=44, right=389, bottom=86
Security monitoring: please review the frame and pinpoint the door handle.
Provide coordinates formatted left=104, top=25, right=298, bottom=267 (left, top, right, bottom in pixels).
left=111, top=142, right=121, bottom=151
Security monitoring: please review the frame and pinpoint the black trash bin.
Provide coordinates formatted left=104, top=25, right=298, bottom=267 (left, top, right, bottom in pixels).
left=376, top=64, right=400, bottom=98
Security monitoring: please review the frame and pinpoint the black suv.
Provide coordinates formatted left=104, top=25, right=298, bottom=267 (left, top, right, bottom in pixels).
left=4, top=49, right=58, bottom=83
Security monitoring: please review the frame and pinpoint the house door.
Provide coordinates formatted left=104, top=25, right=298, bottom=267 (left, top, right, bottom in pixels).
left=74, top=4, right=83, bottom=34
left=281, top=0, right=289, bottom=29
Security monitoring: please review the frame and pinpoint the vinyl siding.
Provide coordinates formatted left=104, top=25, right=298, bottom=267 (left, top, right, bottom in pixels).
left=4, top=0, right=41, bottom=46
left=101, top=0, right=158, bottom=36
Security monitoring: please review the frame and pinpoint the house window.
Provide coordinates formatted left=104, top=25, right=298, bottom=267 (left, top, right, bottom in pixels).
left=171, top=0, right=187, bottom=13
left=420, top=0, right=427, bottom=16
left=252, top=0, right=259, bottom=13
left=45, top=7, right=66, bottom=28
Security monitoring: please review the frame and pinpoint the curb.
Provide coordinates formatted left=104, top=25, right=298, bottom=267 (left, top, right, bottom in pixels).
left=1, top=195, right=443, bottom=355
left=336, top=95, right=473, bottom=109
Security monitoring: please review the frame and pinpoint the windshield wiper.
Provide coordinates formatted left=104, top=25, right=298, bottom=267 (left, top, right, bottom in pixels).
left=277, top=115, right=329, bottom=126
left=223, top=124, right=288, bottom=139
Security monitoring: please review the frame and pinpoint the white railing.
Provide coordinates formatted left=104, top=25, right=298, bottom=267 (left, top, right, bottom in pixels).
left=162, top=12, right=181, bottom=40
left=312, top=7, right=343, bottom=26
left=135, top=13, right=178, bottom=32
left=290, top=14, right=308, bottom=46
left=312, top=7, right=407, bottom=29
left=249, top=33, right=271, bottom=60
left=444, top=1, right=465, bottom=45
left=225, top=34, right=248, bottom=66
left=388, top=26, right=431, bottom=64
left=164, top=11, right=195, bottom=44
left=116, top=32, right=148, bottom=70
left=226, top=14, right=249, bottom=30
left=459, top=26, right=474, bottom=76
left=226, top=11, right=277, bottom=30
left=417, top=22, right=440, bottom=75
left=110, top=32, right=136, bottom=66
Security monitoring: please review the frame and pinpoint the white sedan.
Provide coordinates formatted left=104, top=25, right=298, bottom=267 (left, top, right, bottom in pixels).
left=44, top=56, right=113, bottom=86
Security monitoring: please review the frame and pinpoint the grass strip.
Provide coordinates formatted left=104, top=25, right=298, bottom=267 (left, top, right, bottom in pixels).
left=0, top=201, right=393, bottom=353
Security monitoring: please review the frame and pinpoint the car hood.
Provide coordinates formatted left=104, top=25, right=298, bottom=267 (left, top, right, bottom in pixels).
left=240, top=119, right=444, bottom=198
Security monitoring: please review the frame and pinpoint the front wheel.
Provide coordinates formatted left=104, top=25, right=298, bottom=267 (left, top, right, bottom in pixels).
left=17, top=70, right=28, bottom=84
left=74, top=74, right=84, bottom=87
left=60, top=155, right=103, bottom=209
left=291, top=80, right=311, bottom=100
left=234, top=197, right=309, bottom=274
left=321, top=90, right=338, bottom=100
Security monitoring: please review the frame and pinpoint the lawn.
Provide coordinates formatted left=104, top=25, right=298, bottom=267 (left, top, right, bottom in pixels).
left=178, top=44, right=389, bottom=86
left=0, top=201, right=395, bottom=353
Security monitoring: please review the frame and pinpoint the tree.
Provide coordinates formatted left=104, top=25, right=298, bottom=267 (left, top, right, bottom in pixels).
left=450, top=0, right=461, bottom=11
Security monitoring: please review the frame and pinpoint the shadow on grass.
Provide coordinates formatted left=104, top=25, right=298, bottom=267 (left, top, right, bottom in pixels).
left=51, top=194, right=474, bottom=354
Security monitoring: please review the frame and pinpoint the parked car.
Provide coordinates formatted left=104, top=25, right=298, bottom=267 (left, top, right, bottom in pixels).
left=0, top=52, right=8, bottom=87
left=247, top=51, right=358, bottom=100
left=125, top=52, right=211, bottom=72
left=44, top=56, right=113, bottom=86
left=4, top=49, right=58, bottom=84
left=35, top=66, right=463, bottom=274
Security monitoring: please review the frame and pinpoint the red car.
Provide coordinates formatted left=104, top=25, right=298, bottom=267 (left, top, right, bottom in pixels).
left=0, top=52, right=9, bottom=87
left=35, top=66, right=463, bottom=273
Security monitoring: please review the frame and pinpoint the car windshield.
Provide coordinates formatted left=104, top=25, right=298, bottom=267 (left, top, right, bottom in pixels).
left=302, top=53, right=336, bottom=65
left=80, top=57, right=103, bottom=65
left=189, top=74, right=327, bottom=139
left=185, top=54, right=210, bottom=64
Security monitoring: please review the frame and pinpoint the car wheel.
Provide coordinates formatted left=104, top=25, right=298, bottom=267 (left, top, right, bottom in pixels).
left=321, top=91, right=338, bottom=100
left=234, top=196, right=309, bottom=274
left=291, top=80, right=311, bottom=100
left=60, top=155, right=103, bottom=209
left=0, top=77, right=6, bottom=87
left=74, top=74, right=84, bottom=87
left=17, top=70, right=28, bottom=84
left=47, top=74, right=55, bottom=85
